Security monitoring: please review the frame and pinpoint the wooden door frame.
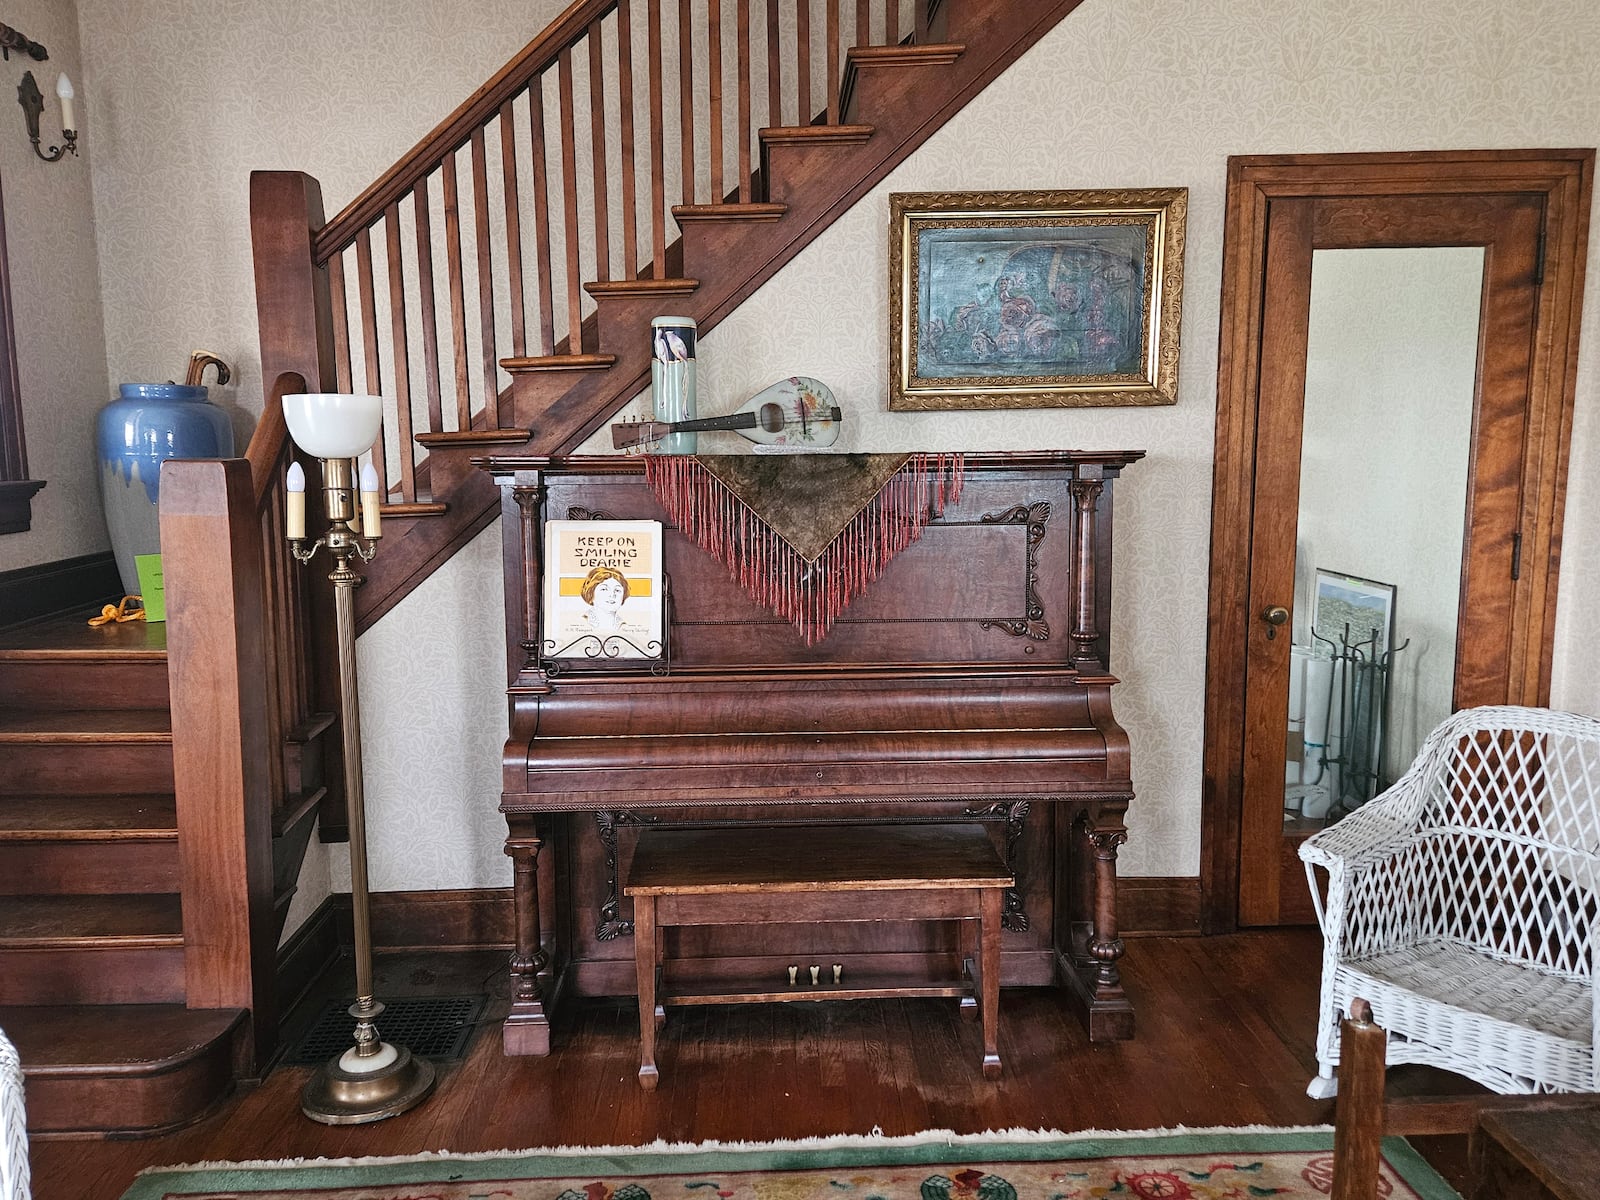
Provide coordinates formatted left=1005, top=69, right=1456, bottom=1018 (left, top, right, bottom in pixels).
left=1198, top=149, right=1594, bottom=934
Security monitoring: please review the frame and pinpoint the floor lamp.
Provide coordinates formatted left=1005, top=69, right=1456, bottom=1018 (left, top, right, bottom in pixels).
left=283, top=392, right=436, bottom=1124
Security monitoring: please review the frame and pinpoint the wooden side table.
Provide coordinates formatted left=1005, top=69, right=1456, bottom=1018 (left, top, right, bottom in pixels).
left=624, top=822, right=1013, bottom=1089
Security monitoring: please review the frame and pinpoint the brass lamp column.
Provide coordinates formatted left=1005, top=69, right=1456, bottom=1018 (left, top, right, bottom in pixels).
left=283, top=392, right=435, bottom=1125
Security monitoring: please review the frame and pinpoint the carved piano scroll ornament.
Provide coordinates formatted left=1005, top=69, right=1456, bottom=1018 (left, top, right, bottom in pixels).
left=978, top=502, right=1051, bottom=641
left=962, top=799, right=1032, bottom=931
left=595, top=810, right=659, bottom=939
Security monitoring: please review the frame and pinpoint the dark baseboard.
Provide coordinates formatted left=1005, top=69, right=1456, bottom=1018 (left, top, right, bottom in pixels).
left=332, top=882, right=1198, bottom=955
left=339, top=888, right=516, bottom=952
left=0, top=550, right=121, bottom=627
left=275, top=895, right=340, bottom=1017
left=1118, top=876, right=1202, bottom=936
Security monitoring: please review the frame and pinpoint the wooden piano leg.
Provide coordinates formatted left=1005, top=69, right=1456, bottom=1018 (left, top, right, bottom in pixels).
left=634, top=893, right=660, bottom=1090
left=503, top=834, right=552, bottom=1056
left=1058, top=808, right=1135, bottom=1042
left=980, top=886, right=1002, bottom=1079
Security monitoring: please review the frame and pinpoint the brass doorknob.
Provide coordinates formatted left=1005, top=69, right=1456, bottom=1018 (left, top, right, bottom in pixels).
left=1262, top=605, right=1289, bottom=639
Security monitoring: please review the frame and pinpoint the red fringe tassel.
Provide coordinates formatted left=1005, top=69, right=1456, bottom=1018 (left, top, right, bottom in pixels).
left=644, top=454, right=965, bottom=645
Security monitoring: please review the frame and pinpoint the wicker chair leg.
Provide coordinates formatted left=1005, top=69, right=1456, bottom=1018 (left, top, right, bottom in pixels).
left=1308, top=1063, right=1339, bottom=1099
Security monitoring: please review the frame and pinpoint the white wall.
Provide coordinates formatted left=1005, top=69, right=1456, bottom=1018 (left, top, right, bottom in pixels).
left=0, top=0, right=110, bottom=574
left=54, top=0, right=1600, bottom=904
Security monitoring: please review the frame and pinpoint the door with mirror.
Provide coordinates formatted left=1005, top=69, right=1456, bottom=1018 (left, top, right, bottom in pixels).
left=1202, top=152, right=1593, bottom=929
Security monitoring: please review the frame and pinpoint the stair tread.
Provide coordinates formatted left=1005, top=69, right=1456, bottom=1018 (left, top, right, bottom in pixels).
left=0, top=612, right=167, bottom=659
left=502, top=353, right=617, bottom=372
left=760, top=123, right=874, bottom=142
left=0, top=707, right=172, bottom=741
left=847, top=42, right=966, bottom=66
left=584, top=277, right=699, bottom=297
left=414, top=428, right=530, bottom=447
left=0, top=894, right=182, bottom=945
left=672, top=202, right=788, bottom=221
left=0, top=795, right=177, bottom=838
left=0, top=1003, right=244, bottom=1074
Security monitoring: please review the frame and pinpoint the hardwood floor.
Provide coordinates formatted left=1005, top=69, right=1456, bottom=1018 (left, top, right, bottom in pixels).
left=26, top=930, right=1466, bottom=1200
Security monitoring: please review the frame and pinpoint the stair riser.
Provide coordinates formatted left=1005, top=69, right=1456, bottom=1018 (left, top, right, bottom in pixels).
left=23, top=1052, right=236, bottom=1136
left=841, top=56, right=961, bottom=125
left=0, top=840, right=179, bottom=894
left=0, top=659, right=169, bottom=710
left=0, top=743, right=175, bottom=795
left=763, top=139, right=879, bottom=207
left=0, top=946, right=185, bottom=1004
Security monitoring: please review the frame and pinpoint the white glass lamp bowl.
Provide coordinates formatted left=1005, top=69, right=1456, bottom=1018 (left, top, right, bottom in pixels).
left=283, top=393, right=383, bottom=459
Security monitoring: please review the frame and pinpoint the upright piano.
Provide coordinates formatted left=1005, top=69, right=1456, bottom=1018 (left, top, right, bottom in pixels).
left=481, top=450, right=1142, bottom=1055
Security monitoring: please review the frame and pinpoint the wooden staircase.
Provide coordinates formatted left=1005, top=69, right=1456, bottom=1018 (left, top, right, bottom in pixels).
left=0, top=618, right=246, bottom=1136
left=250, top=0, right=1091, bottom=634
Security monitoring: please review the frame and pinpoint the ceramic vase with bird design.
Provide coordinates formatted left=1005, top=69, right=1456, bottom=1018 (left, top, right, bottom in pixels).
left=649, top=315, right=697, bottom=455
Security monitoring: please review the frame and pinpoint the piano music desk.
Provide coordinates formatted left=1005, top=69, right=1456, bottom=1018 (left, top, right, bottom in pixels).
left=625, top=822, right=1013, bottom=1088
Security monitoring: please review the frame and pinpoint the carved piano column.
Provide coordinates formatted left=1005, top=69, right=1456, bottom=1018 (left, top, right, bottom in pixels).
left=1069, top=470, right=1107, bottom=674
left=503, top=833, right=552, bottom=1055
left=509, top=474, right=552, bottom=693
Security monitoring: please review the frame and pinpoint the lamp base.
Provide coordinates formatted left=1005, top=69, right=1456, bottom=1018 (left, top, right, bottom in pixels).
left=300, top=1042, right=436, bottom=1125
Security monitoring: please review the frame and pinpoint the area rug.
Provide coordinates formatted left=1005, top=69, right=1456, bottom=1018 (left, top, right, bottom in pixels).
left=119, top=1127, right=1459, bottom=1200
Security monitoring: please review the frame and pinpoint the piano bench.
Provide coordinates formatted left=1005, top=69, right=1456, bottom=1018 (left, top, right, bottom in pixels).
left=623, top=821, right=1013, bottom=1090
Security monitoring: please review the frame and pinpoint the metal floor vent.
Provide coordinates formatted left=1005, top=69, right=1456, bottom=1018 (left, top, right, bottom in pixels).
left=284, top=994, right=487, bottom=1066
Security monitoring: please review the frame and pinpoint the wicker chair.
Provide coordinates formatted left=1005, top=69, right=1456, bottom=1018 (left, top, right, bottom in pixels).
left=0, top=1026, right=27, bottom=1200
left=1300, top=705, right=1600, bottom=1098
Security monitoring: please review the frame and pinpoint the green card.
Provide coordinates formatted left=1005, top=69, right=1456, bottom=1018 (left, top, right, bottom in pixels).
left=135, top=553, right=166, bottom=623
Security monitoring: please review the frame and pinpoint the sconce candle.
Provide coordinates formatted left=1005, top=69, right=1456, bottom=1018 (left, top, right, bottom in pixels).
left=285, top=461, right=306, bottom=540
left=359, top=463, right=381, bottom=538
left=55, top=73, right=74, bottom=133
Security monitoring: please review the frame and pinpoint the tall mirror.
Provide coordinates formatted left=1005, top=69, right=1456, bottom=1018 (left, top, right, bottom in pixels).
left=1283, top=247, right=1482, bottom=829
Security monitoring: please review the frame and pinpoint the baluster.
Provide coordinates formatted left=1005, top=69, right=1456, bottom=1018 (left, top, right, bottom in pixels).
left=588, top=21, right=611, bottom=282
left=708, top=0, right=723, bottom=203
left=441, top=153, right=472, bottom=428
left=737, top=0, right=751, bottom=202
left=888, top=0, right=900, bottom=44
left=557, top=48, right=584, bottom=354
left=383, top=202, right=416, bottom=502
left=797, top=0, right=812, bottom=124
left=470, top=126, right=500, bottom=427
left=617, top=0, right=640, bottom=281
left=765, top=0, right=781, bottom=129
left=353, top=227, right=389, bottom=489
left=914, top=0, right=929, bottom=42
left=826, top=2, right=840, bottom=124
left=499, top=100, right=527, bottom=359
left=412, top=181, right=444, bottom=434
left=678, top=0, right=695, bottom=206
left=328, top=252, right=353, bottom=393
left=647, top=0, right=667, bottom=276
left=857, top=0, right=871, bottom=45
left=528, top=76, right=557, bottom=355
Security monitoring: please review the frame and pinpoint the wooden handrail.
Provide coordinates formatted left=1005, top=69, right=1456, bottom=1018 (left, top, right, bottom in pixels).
left=314, top=0, right=616, bottom=260
left=246, top=372, right=306, bottom=504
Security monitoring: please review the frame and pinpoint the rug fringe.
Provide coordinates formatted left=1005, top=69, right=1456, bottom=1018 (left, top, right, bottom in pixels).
left=136, top=1124, right=1337, bottom=1176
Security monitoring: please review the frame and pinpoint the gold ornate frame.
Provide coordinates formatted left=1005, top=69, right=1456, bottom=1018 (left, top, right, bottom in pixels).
left=889, top=188, right=1187, bottom=410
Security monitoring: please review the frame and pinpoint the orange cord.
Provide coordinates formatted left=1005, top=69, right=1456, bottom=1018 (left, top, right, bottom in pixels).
left=87, top=596, right=146, bottom=625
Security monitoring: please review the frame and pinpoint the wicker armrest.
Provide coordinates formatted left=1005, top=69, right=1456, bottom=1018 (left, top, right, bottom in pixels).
left=1299, top=782, right=1427, bottom=873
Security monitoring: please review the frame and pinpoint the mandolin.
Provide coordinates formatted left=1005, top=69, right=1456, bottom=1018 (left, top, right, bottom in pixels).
left=612, top=376, right=842, bottom=451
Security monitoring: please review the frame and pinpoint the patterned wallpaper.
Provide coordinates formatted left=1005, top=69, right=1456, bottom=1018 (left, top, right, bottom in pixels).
left=0, top=0, right=110, bottom=575
left=50, top=0, right=1600, bottom=915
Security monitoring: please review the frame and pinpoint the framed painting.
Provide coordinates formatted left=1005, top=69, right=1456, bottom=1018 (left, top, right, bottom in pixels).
left=543, top=519, right=665, bottom=661
left=889, top=188, right=1187, bottom=410
left=1312, top=568, right=1396, bottom=657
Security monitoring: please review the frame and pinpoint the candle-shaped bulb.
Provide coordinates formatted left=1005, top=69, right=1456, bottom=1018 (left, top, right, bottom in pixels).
left=359, top=462, right=382, bottom=538
left=55, top=73, right=75, bottom=133
left=285, top=461, right=306, bottom=540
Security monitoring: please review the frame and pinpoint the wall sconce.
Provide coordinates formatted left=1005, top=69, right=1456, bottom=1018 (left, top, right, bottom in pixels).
left=17, top=69, right=75, bottom=162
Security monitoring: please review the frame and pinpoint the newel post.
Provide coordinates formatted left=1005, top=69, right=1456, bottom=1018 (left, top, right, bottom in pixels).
left=250, top=170, right=347, bottom=836
left=161, top=459, right=278, bottom=1073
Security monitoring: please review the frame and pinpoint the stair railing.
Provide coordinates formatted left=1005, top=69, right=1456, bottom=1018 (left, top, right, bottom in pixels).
left=161, top=370, right=334, bottom=1072
left=257, top=0, right=937, bottom=519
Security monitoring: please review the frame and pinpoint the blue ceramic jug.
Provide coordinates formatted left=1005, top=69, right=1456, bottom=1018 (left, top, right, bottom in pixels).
left=96, top=383, right=234, bottom=596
